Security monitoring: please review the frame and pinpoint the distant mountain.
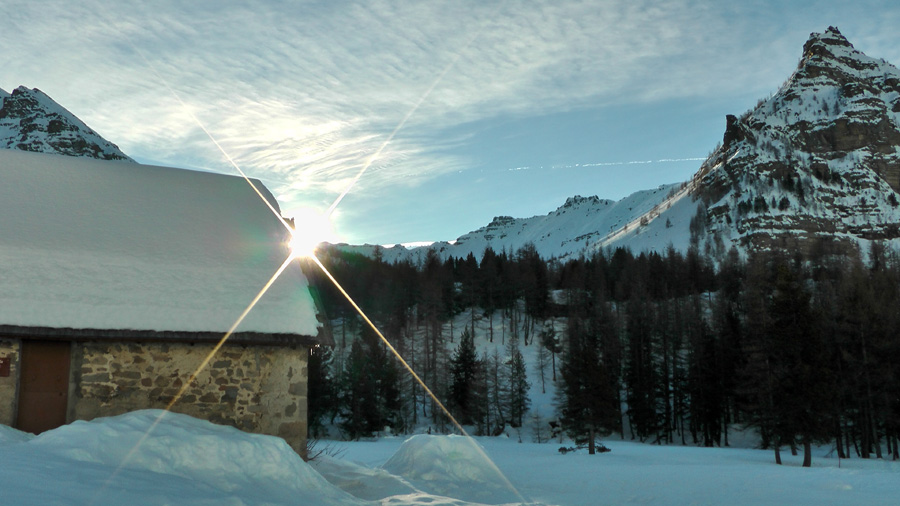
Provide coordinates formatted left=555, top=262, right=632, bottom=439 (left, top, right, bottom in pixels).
left=342, top=26, right=900, bottom=264
left=339, top=185, right=696, bottom=263
left=0, top=86, right=133, bottom=162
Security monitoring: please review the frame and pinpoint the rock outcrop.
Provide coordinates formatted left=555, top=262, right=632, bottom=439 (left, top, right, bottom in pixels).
left=0, top=86, right=133, bottom=162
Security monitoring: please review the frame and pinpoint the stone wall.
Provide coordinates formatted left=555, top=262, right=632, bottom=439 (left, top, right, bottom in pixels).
left=0, top=339, right=20, bottom=426
left=72, top=341, right=309, bottom=457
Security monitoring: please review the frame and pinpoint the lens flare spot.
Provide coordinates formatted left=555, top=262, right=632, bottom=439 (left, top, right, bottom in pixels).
left=288, top=208, right=337, bottom=258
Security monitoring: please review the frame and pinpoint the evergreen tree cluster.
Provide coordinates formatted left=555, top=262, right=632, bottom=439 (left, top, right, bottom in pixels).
left=303, top=242, right=900, bottom=467
left=304, top=245, right=544, bottom=438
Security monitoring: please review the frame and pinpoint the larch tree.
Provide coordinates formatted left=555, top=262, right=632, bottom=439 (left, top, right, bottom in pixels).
left=559, top=315, right=619, bottom=454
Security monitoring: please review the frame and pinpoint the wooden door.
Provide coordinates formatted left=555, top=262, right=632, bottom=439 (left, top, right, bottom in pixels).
left=16, top=340, right=70, bottom=434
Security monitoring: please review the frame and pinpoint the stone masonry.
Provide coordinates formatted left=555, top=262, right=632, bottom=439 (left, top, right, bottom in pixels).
left=71, top=340, right=309, bottom=457
left=0, top=339, right=19, bottom=426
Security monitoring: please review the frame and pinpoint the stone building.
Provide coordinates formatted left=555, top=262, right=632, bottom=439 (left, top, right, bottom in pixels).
left=0, top=149, right=324, bottom=456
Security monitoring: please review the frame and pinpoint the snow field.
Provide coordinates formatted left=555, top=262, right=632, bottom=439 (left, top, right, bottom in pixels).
left=2, top=409, right=899, bottom=505
left=334, top=435, right=900, bottom=506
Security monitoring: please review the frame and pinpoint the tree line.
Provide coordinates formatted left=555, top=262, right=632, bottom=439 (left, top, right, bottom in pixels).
left=304, top=242, right=900, bottom=466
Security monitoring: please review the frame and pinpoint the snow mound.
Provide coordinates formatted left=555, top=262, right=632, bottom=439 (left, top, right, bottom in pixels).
left=25, top=410, right=364, bottom=505
left=382, top=435, right=524, bottom=505
left=0, top=424, right=33, bottom=446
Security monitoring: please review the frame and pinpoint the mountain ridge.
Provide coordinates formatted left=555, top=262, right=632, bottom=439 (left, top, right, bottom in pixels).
left=340, top=26, right=900, bottom=264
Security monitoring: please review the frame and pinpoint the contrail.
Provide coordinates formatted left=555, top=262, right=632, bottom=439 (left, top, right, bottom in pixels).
left=509, top=157, right=706, bottom=171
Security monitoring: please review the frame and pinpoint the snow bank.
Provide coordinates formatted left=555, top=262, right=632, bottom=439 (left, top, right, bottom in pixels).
left=0, top=424, right=32, bottom=446
left=382, top=435, right=524, bottom=505
left=1, top=410, right=364, bottom=505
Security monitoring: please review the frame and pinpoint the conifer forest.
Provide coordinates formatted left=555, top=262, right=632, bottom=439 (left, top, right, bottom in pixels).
left=303, top=243, right=900, bottom=466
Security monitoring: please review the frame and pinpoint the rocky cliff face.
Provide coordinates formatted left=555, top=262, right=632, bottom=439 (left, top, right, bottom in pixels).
left=693, top=27, right=900, bottom=256
left=0, top=86, right=133, bottom=162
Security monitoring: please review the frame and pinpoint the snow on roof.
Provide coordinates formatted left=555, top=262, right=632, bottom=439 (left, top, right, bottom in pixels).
left=0, top=149, right=319, bottom=338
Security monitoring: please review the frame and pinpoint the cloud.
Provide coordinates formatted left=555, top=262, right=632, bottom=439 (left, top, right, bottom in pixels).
left=4, top=0, right=900, bottom=226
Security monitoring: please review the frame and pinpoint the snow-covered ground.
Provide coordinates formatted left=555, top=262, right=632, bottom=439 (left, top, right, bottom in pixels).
left=2, top=410, right=898, bottom=505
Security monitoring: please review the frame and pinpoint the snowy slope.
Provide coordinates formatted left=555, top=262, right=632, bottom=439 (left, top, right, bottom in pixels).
left=0, top=86, right=133, bottom=161
left=339, top=183, right=697, bottom=263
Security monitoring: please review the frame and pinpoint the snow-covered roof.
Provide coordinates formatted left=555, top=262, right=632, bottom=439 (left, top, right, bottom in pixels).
left=0, top=149, right=319, bottom=340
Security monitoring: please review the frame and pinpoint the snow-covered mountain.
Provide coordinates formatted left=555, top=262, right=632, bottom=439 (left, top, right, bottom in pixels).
left=0, top=86, right=133, bottom=162
left=340, top=184, right=697, bottom=263
left=343, top=26, right=900, bottom=263
left=691, top=26, right=900, bottom=258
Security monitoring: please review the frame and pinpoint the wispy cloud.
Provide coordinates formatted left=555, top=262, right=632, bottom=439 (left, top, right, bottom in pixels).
left=3, top=0, right=899, bottom=228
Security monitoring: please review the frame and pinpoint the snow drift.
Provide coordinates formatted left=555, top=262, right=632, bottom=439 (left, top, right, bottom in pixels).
left=382, top=435, right=524, bottom=505
left=0, top=410, right=364, bottom=505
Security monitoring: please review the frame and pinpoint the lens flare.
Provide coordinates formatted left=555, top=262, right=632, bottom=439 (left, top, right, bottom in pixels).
left=105, top=5, right=531, bottom=504
left=287, top=208, right=337, bottom=258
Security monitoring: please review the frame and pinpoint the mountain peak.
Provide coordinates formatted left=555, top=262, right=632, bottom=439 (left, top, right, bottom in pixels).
left=803, top=26, right=852, bottom=55
left=562, top=195, right=602, bottom=208
left=694, top=26, right=900, bottom=257
left=0, top=86, right=134, bottom=162
left=792, top=25, right=889, bottom=85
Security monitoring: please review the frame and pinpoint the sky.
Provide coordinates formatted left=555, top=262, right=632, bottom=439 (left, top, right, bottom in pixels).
left=3, top=0, right=900, bottom=245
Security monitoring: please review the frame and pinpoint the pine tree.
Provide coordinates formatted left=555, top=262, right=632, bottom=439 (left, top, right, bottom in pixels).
left=768, top=261, right=834, bottom=466
left=624, top=284, right=659, bottom=441
left=517, top=242, right=549, bottom=319
left=539, top=324, right=563, bottom=382
left=486, top=348, right=506, bottom=434
left=738, top=252, right=781, bottom=460
left=504, top=335, right=530, bottom=428
left=338, top=326, right=402, bottom=439
left=307, top=345, right=336, bottom=438
left=559, top=315, right=618, bottom=453
left=740, top=254, right=835, bottom=466
left=340, top=338, right=379, bottom=439
left=448, top=329, right=482, bottom=426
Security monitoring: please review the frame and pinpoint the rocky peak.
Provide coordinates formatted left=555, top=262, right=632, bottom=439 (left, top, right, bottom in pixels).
left=0, top=86, right=134, bottom=162
left=802, top=26, right=852, bottom=58
left=487, top=216, right=516, bottom=227
left=692, top=27, right=900, bottom=256
left=793, top=26, right=895, bottom=92
left=562, top=195, right=603, bottom=208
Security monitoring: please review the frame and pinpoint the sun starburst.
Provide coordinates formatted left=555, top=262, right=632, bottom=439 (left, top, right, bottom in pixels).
left=287, top=207, right=337, bottom=259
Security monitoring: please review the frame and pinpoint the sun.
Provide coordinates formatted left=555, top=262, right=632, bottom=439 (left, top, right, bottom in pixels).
left=287, top=208, right=337, bottom=258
